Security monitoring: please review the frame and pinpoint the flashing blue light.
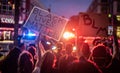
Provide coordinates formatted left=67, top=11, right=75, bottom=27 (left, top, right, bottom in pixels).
left=22, top=31, right=37, bottom=40
left=28, top=32, right=36, bottom=36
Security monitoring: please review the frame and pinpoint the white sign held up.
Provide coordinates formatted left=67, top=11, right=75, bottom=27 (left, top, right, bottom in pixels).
left=24, top=6, right=68, bottom=41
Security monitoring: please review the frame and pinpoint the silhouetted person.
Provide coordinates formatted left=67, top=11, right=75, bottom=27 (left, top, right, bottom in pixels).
left=68, top=56, right=102, bottom=73
left=40, top=51, right=57, bottom=73
left=80, top=42, right=91, bottom=59
left=54, top=43, right=63, bottom=69
left=18, top=43, right=26, bottom=52
left=18, top=51, right=34, bottom=73
left=28, top=46, right=37, bottom=67
left=65, top=44, right=77, bottom=63
left=0, top=47, right=21, bottom=73
left=58, top=44, right=77, bottom=73
left=91, top=44, right=120, bottom=73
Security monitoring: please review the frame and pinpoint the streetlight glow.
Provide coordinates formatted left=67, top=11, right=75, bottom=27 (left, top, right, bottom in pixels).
left=63, top=31, right=75, bottom=40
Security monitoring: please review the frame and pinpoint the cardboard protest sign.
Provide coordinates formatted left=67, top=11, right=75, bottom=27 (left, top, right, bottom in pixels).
left=24, top=6, right=68, bottom=41
left=78, top=13, right=110, bottom=37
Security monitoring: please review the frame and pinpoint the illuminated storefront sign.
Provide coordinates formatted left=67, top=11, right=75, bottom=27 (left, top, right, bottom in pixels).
left=117, top=15, right=120, bottom=21
left=0, top=14, right=24, bottom=24
left=1, top=17, right=15, bottom=24
left=0, top=15, right=15, bottom=24
left=0, top=28, right=14, bottom=44
left=117, top=26, right=120, bottom=38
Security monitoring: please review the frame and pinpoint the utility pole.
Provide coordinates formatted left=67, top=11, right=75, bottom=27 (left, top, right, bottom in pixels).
left=110, top=0, right=120, bottom=60
left=14, top=0, right=20, bottom=46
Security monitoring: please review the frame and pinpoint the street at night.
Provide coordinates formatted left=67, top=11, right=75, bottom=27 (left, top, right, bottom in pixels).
left=0, top=0, right=120, bottom=73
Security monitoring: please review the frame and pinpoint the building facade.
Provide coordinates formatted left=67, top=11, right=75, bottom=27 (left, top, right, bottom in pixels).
left=87, top=0, right=120, bottom=21
left=87, top=0, right=120, bottom=38
left=87, top=0, right=120, bottom=14
left=0, top=0, right=46, bottom=50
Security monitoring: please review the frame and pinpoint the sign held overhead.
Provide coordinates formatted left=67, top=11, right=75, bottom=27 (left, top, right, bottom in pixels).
left=23, top=6, right=68, bottom=41
left=78, top=13, right=110, bottom=37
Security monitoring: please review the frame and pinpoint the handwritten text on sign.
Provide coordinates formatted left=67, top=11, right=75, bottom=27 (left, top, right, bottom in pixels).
left=79, top=13, right=110, bottom=37
left=24, top=7, right=68, bottom=40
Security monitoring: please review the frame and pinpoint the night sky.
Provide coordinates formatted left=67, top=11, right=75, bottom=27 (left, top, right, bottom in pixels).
left=40, top=0, right=92, bottom=18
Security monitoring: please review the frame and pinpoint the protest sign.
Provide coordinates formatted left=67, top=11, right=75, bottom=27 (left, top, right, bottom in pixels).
left=24, top=6, right=68, bottom=41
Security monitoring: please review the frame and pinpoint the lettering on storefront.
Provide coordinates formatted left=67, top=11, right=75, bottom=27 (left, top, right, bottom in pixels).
left=1, top=18, right=14, bottom=24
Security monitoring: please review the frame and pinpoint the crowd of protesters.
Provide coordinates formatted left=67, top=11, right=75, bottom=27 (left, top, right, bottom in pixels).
left=0, top=37, right=120, bottom=73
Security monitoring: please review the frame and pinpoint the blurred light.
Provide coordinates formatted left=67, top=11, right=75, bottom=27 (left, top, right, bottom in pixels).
left=117, top=15, right=120, bottom=21
left=19, top=20, right=24, bottom=24
left=84, top=40, right=88, bottom=43
left=117, top=27, right=120, bottom=38
left=72, top=28, right=75, bottom=31
left=23, top=33, right=25, bottom=36
left=22, top=31, right=37, bottom=40
left=46, top=41, right=51, bottom=45
left=108, top=14, right=111, bottom=18
left=12, top=4, right=15, bottom=10
left=8, top=1, right=11, bottom=5
left=73, top=46, right=77, bottom=52
left=63, top=31, right=75, bottom=40
left=0, top=28, right=14, bottom=30
left=27, top=32, right=36, bottom=36
left=52, top=46, right=57, bottom=50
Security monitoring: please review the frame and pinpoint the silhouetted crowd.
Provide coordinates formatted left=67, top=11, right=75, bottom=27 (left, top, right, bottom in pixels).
left=0, top=37, right=120, bottom=73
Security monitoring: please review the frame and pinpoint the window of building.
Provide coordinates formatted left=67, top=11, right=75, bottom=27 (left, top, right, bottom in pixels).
left=101, top=0, right=108, bottom=3
left=0, top=1, right=14, bottom=15
left=117, top=2, right=120, bottom=12
left=101, top=6, right=108, bottom=14
left=9, top=6, right=12, bottom=10
left=2, top=5, right=6, bottom=9
left=0, top=28, right=14, bottom=41
left=117, top=27, right=120, bottom=38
